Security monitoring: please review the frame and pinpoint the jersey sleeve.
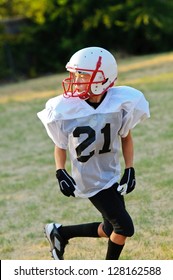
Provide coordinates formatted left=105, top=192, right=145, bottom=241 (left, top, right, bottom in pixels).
left=118, top=91, right=150, bottom=138
left=37, top=99, right=68, bottom=149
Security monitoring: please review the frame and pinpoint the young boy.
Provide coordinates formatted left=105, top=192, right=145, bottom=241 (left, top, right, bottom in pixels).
left=37, top=46, right=150, bottom=260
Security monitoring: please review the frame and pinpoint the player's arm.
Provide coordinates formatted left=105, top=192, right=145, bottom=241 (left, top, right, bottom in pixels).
left=54, top=145, right=66, bottom=169
left=54, top=145, right=76, bottom=197
left=121, top=130, right=134, bottom=168
left=117, top=131, right=136, bottom=195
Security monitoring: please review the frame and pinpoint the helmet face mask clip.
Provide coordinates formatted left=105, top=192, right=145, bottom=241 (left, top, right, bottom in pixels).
left=62, top=47, right=118, bottom=99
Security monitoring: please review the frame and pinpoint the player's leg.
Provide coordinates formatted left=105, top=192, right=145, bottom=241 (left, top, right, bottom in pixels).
left=101, top=218, right=127, bottom=259
left=106, top=233, right=126, bottom=260
left=44, top=222, right=102, bottom=259
left=89, top=184, right=134, bottom=260
left=58, top=222, right=101, bottom=240
left=98, top=222, right=110, bottom=237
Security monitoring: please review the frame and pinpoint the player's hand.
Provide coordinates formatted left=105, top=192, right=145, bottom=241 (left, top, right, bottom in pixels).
left=56, top=169, right=76, bottom=197
left=117, top=167, right=136, bottom=195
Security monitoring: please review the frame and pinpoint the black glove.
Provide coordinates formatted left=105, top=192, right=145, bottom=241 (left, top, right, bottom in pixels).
left=117, top=167, right=136, bottom=195
left=56, top=169, right=76, bottom=197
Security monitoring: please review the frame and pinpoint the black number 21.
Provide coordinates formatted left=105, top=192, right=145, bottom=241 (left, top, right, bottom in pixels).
left=73, top=123, right=111, bottom=162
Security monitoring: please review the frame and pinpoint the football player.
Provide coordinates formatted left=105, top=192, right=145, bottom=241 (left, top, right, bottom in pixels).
left=37, top=46, right=150, bottom=260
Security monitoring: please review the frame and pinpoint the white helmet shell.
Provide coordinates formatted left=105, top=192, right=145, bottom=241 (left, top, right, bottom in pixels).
left=63, top=46, right=118, bottom=99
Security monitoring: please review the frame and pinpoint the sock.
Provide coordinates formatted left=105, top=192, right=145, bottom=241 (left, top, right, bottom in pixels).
left=106, top=239, right=124, bottom=260
left=58, top=222, right=100, bottom=240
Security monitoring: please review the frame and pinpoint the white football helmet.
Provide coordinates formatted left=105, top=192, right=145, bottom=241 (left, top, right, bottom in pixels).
left=62, top=46, right=118, bottom=99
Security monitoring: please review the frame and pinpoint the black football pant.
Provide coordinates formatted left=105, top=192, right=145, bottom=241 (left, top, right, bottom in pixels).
left=89, top=184, right=134, bottom=237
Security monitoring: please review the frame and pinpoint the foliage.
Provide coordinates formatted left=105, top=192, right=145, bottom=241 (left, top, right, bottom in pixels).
left=0, top=0, right=173, bottom=81
left=0, top=0, right=49, bottom=23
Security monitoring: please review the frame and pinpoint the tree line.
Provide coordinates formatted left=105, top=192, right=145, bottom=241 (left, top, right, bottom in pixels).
left=0, top=0, right=173, bottom=81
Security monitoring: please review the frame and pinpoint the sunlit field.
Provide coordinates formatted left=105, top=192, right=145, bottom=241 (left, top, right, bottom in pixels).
left=0, top=52, right=173, bottom=260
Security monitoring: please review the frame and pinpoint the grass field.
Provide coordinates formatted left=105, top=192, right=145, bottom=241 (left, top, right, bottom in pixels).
left=0, top=52, right=173, bottom=260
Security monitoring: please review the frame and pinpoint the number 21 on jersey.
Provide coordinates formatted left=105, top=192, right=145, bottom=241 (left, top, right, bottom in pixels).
left=73, top=123, right=111, bottom=162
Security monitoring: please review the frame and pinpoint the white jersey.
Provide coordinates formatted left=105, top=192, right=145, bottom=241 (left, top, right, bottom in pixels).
left=37, top=86, right=150, bottom=198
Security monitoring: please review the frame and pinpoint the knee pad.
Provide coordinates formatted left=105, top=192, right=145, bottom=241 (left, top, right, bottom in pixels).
left=112, top=220, right=135, bottom=237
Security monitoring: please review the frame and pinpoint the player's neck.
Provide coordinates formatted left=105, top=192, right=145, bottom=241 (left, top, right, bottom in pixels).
left=88, top=93, right=106, bottom=103
left=86, top=92, right=107, bottom=109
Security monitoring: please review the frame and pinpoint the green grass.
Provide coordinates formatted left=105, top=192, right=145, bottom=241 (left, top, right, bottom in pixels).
left=0, top=52, right=173, bottom=260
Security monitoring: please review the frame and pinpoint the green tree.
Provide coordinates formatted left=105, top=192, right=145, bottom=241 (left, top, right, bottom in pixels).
left=0, top=0, right=49, bottom=23
left=1, top=0, right=173, bottom=81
